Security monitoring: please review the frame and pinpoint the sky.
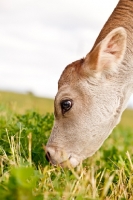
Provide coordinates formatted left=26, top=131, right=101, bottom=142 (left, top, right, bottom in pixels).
left=0, top=0, right=133, bottom=107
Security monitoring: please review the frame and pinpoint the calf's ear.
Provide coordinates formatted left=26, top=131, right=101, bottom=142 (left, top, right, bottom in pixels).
left=84, top=27, right=127, bottom=76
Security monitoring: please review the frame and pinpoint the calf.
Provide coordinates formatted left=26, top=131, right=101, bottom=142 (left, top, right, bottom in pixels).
left=46, top=0, right=133, bottom=167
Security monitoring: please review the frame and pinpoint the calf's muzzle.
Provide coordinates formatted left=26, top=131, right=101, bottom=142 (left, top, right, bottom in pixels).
left=45, top=145, right=80, bottom=167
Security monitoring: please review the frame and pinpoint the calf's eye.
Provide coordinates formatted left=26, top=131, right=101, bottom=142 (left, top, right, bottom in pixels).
left=60, top=100, right=73, bottom=114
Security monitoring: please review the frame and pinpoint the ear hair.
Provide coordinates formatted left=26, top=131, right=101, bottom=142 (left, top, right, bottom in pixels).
left=83, top=27, right=127, bottom=78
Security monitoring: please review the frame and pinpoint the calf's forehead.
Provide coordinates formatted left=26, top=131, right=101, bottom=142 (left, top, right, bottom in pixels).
left=58, top=58, right=85, bottom=89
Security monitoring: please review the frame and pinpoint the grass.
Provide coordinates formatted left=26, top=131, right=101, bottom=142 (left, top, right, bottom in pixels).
left=0, top=90, right=133, bottom=199
left=120, top=109, right=133, bottom=129
left=0, top=90, right=54, bottom=114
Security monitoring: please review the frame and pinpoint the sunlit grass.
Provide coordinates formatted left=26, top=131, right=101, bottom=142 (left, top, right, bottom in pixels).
left=120, top=108, right=133, bottom=129
left=1, top=117, right=133, bottom=199
left=0, top=90, right=54, bottom=114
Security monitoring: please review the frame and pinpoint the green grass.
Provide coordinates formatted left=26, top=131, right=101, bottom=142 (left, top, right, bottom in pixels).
left=120, top=108, right=133, bottom=129
left=0, top=90, right=133, bottom=199
left=0, top=90, right=54, bottom=114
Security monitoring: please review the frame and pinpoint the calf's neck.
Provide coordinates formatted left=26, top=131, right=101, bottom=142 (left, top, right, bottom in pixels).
left=46, top=0, right=133, bottom=167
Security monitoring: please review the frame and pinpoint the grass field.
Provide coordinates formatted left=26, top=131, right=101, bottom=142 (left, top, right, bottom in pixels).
left=0, top=90, right=133, bottom=200
left=0, top=90, right=54, bottom=114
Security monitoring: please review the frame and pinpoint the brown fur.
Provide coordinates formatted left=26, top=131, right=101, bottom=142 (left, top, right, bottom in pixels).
left=58, top=58, right=84, bottom=89
left=92, top=0, right=133, bottom=52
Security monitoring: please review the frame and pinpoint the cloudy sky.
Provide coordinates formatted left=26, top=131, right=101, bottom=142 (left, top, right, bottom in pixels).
left=0, top=0, right=133, bottom=107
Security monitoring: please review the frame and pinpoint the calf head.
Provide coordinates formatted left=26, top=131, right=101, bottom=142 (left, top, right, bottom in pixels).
left=46, top=27, right=127, bottom=167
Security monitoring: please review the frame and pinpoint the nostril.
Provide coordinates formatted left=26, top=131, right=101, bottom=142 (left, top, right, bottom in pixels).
left=45, top=151, right=51, bottom=162
left=45, top=147, right=56, bottom=163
